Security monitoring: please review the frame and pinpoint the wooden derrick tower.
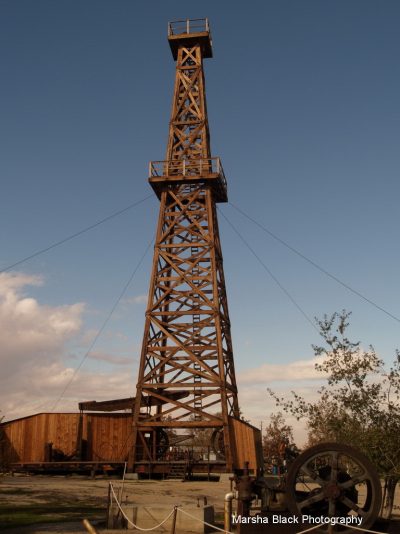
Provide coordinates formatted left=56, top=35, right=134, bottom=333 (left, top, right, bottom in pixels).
left=131, top=19, right=241, bottom=471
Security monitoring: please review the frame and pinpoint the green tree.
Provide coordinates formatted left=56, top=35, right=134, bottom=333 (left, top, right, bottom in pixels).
left=262, top=412, right=296, bottom=471
left=269, top=311, right=400, bottom=518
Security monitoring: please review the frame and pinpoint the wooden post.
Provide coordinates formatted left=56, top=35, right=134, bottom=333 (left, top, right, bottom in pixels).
left=106, top=482, right=111, bottom=527
left=170, top=506, right=178, bottom=534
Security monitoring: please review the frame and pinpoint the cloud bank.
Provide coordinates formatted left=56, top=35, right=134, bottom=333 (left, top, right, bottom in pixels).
left=236, top=358, right=325, bottom=445
left=238, top=357, right=324, bottom=384
left=0, top=273, right=133, bottom=421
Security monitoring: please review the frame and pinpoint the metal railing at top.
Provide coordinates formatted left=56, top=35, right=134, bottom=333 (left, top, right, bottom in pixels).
left=149, top=157, right=226, bottom=188
left=168, top=18, right=210, bottom=37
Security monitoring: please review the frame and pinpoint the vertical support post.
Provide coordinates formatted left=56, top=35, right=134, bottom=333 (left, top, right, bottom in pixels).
left=106, top=482, right=111, bottom=527
left=170, top=505, right=178, bottom=534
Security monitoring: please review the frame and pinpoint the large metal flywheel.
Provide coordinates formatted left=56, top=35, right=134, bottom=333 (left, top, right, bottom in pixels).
left=286, top=442, right=382, bottom=532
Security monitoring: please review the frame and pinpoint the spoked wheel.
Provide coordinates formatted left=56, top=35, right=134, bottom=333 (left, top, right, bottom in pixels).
left=286, top=442, right=381, bottom=533
left=211, top=429, right=225, bottom=459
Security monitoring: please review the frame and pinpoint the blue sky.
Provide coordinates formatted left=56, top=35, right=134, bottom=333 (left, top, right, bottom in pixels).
left=1, top=1, right=400, bottom=438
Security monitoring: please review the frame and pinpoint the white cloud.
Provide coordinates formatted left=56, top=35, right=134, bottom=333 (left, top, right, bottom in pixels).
left=88, top=350, right=133, bottom=365
left=0, top=272, right=138, bottom=422
left=237, top=357, right=325, bottom=384
left=79, top=328, right=100, bottom=345
left=0, top=273, right=84, bottom=374
left=0, top=273, right=81, bottom=416
left=2, top=362, right=135, bottom=421
left=238, top=382, right=322, bottom=447
left=235, top=357, right=329, bottom=446
left=0, top=272, right=43, bottom=293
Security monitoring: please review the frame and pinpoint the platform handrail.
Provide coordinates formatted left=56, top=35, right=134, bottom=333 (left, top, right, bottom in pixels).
left=168, top=18, right=210, bottom=37
left=149, top=157, right=226, bottom=187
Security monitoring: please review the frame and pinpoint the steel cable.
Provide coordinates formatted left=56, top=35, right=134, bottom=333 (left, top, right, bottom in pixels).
left=49, top=236, right=154, bottom=411
left=228, top=201, right=400, bottom=324
left=1, top=194, right=153, bottom=273
left=218, top=208, right=319, bottom=333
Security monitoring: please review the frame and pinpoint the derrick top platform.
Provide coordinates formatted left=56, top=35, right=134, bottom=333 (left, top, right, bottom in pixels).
left=168, top=18, right=213, bottom=59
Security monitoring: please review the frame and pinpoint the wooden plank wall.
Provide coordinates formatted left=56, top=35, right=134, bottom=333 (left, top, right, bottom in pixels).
left=1, top=413, right=80, bottom=462
left=0, top=413, right=133, bottom=464
left=88, top=414, right=133, bottom=461
left=1, top=413, right=263, bottom=468
left=228, top=416, right=264, bottom=472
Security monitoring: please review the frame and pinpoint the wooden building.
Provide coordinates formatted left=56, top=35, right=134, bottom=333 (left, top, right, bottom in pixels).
left=1, top=412, right=262, bottom=476
left=0, top=412, right=133, bottom=465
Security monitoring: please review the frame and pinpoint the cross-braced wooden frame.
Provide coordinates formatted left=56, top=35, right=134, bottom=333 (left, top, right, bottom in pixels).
left=132, top=20, right=239, bottom=470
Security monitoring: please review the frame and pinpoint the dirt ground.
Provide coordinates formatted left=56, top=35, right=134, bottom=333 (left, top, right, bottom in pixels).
left=0, top=474, right=399, bottom=533
left=0, top=473, right=232, bottom=533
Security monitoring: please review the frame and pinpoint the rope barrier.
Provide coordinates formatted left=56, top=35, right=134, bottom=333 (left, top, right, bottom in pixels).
left=109, top=482, right=234, bottom=533
left=109, top=483, right=176, bottom=531
left=177, top=507, right=233, bottom=533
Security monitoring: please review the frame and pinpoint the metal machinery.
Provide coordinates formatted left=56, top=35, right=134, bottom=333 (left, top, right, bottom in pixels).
left=130, top=18, right=244, bottom=474
left=235, top=443, right=382, bottom=533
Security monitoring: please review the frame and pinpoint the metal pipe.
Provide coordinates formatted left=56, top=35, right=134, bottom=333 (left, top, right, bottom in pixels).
left=224, top=491, right=235, bottom=533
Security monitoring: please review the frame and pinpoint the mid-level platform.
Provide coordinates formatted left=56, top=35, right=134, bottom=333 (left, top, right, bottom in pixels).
left=148, top=157, right=228, bottom=202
